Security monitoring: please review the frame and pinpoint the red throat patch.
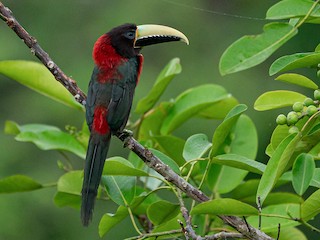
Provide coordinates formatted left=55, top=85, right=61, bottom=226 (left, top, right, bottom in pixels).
left=92, top=106, right=110, bottom=134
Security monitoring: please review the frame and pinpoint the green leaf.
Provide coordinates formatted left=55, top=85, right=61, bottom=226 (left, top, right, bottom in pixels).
left=270, top=52, right=320, bottom=75
left=197, top=95, right=239, bottom=119
left=209, top=115, right=258, bottom=194
left=247, top=204, right=300, bottom=232
left=161, top=84, right=229, bottom=134
left=219, top=23, right=297, bottom=75
left=254, top=90, right=306, bottom=111
left=210, top=104, right=247, bottom=157
left=311, top=168, right=320, bottom=188
left=153, top=135, right=186, bottom=166
left=103, top=157, right=148, bottom=176
left=0, top=175, right=42, bottom=193
left=57, top=171, right=82, bottom=195
left=54, top=171, right=82, bottom=209
left=275, top=73, right=318, bottom=89
left=151, top=214, right=182, bottom=236
left=266, top=0, right=320, bottom=20
left=257, top=133, right=301, bottom=205
left=150, top=149, right=181, bottom=174
left=183, top=133, right=212, bottom=161
left=138, top=102, right=172, bottom=141
left=270, top=227, right=307, bottom=240
left=0, top=60, right=83, bottom=110
left=213, top=154, right=266, bottom=174
left=99, top=205, right=128, bottom=237
left=264, top=192, right=303, bottom=206
left=147, top=200, right=180, bottom=225
left=191, top=198, right=258, bottom=216
left=292, top=153, right=315, bottom=195
left=54, top=192, right=81, bottom=209
left=301, top=188, right=320, bottom=220
left=5, top=121, right=86, bottom=158
left=102, top=175, right=136, bottom=206
left=135, top=58, right=181, bottom=114
left=229, top=179, right=260, bottom=200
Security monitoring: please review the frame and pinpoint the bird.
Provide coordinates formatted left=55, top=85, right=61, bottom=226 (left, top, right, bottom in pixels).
left=81, top=23, right=189, bottom=226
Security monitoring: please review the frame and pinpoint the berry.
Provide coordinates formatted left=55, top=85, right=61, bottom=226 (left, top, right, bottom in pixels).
left=306, top=105, right=318, bottom=116
left=287, top=111, right=299, bottom=125
left=314, top=90, right=320, bottom=101
left=276, top=114, right=287, bottom=125
left=304, top=98, right=314, bottom=106
left=292, top=102, right=304, bottom=112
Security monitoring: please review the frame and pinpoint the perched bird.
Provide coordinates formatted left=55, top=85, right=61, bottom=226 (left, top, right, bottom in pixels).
left=81, top=23, right=188, bottom=226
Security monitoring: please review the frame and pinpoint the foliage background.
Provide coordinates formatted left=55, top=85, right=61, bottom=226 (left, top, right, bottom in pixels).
left=1, top=0, right=319, bottom=239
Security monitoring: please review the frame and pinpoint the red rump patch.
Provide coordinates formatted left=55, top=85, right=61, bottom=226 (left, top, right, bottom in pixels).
left=92, top=106, right=110, bottom=134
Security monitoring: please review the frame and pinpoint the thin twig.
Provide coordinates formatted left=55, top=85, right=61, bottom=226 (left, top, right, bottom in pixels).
left=176, top=189, right=199, bottom=239
left=0, top=2, right=274, bottom=239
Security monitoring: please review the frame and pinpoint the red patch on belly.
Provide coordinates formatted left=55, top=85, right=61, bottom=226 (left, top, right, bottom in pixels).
left=92, top=106, right=110, bottom=134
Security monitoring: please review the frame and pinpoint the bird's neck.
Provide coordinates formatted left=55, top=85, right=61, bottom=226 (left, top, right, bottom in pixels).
left=92, top=34, right=125, bottom=69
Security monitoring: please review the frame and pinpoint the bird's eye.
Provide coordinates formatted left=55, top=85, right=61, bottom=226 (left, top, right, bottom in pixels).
left=124, top=31, right=135, bottom=40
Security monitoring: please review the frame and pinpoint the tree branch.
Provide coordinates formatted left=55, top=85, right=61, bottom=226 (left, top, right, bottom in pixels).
left=0, top=2, right=273, bottom=240
left=0, top=2, right=86, bottom=105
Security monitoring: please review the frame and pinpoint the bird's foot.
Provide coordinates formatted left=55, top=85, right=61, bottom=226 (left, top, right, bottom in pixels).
left=117, top=129, right=133, bottom=148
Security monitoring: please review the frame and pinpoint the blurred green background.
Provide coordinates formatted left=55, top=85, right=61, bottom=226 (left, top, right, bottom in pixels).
left=1, top=0, right=320, bottom=239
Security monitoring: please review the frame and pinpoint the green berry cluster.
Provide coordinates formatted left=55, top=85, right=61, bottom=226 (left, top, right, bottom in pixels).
left=276, top=90, right=320, bottom=126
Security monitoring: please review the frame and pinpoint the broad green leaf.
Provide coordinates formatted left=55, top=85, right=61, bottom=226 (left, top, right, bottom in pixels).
left=102, top=175, right=136, bottom=206
left=213, top=154, right=266, bottom=174
left=292, top=153, right=315, bottom=195
left=183, top=133, right=212, bottom=161
left=270, top=227, right=307, bottom=240
left=147, top=200, right=180, bottom=225
left=191, top=198, right=258, bottom=216
left=153, top=135, right=185, bottom=166
left=257, top=133, right=300, bottom=205
left=270, top=52, right=320, bottom=76
left=271, top=125, right=290, bottom=150
left=301, top=188, right=320, bottom=220
left=161, top=84, right=229, bottom=135
left=197, top=95, right=239, bottom=119
left=0, top=175, right=42, bottom=193
left=138, top=102, right=172, bottom=141
left=103, top=157, right=148, bottom=176
left=311, top=168, right=320, bottom=188
left=210, top=104, right=247, bottom=157
left=57, top=171, right=82, bottom=195
left=219, top=23, right=297, bottom=75
left=131, top=191, right=161, bottom=215
left=263, top=192, right=303, bottom=206
left=229, top=179, right=260, bottom=200
left=267, top=0, right=320, bottom=20
left=5, top=121, right=86, bottom=158
left=54, top=192, right=80, bottom=209
left=150, top=149, right=181, bottom=174
left=99, top=205, right=128, bottom=237
left=0, top=60, right=83, bottom=110
left=248, top=204, right=300, bottom=232
left=151, top=214, right=182, bottom=236
left=275, top=73, right=318, bottom=89
left=135, top=58, right=181, bottom=114
left=210, top=115, right=258, bottom=193
left=254, top=90, right=306, bottom=111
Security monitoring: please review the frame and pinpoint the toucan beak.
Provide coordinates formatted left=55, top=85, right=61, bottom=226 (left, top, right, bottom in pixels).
left=135, top=24, right=189, bottom=47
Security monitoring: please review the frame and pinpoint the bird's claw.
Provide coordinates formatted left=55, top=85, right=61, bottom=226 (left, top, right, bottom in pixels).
left=117, top=129, right=133, bottom=148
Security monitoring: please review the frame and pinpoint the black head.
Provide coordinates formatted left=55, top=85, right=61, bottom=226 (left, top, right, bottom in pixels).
left=108, top=23, right=140, bottom=58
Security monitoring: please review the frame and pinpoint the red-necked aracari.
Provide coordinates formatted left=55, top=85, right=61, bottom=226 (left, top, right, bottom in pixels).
left=81, top=23, right=188, bottom=226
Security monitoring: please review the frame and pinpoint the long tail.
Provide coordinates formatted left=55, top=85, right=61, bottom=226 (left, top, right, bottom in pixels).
left=81, top=133, right=111, bottom=226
